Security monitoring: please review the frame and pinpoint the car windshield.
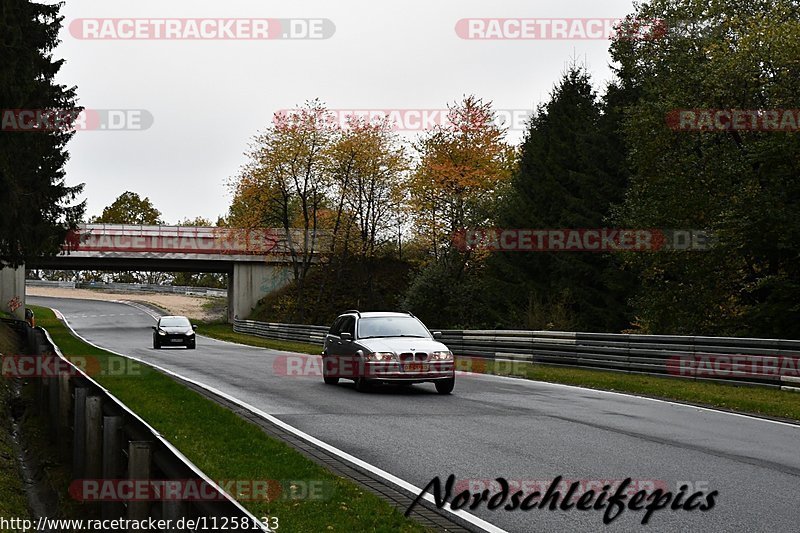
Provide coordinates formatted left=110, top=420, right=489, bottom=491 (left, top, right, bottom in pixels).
left=357, top=316, right=430, bottom=339
left=160, top=317, right=190, bottom=327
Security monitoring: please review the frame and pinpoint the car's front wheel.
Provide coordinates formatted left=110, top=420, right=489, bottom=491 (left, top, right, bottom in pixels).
left=435, top=378, right=455, bottom=395
left=187, top=342, right=196, bottom=349
left=153, top=336, right=160, bottom=349
left=322, top=356, right=339, bottom=384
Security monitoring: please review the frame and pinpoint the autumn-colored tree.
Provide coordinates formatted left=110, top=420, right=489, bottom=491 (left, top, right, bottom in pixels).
left=228, top=104, right=411, bottom=320
left=403, top=96, right=514, bottom=326
left=228, top=100, right=337, bottom=320
left=408, top=96, right=515, bottom=261
left=296, top=116, right=410, bottom=315
left=326, top=116, right=408, bottom=261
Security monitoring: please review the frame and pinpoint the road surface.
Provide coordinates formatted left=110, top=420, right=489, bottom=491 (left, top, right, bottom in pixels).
left=31, top=296, right=800, bottom=533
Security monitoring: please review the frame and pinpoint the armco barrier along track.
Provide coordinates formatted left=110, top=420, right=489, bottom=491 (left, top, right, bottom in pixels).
left=232, top=318, right=800, bottom=391
left=1, top=317, right=268, bottom=530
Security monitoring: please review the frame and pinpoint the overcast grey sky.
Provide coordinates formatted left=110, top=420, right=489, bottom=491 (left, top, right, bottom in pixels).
left=53, top=0, right=638, bottom=224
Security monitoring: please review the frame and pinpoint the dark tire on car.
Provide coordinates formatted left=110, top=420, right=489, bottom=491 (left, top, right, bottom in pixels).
left=354, top=377, right=370, bottom=392
left=435, top=378, right=455, bottom=395
left=187, top=343, right=196, bottom=350
left=153, top=337, right=160, bottom=349
left=322, top=356, right=339, bottom=384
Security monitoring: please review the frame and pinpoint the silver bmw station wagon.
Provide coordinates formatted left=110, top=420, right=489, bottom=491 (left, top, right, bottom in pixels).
left=321, top=311, right=455, bottom=394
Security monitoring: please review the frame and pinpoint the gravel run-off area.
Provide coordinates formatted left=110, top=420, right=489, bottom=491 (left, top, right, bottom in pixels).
left=26, top=286, right=226, bottom=322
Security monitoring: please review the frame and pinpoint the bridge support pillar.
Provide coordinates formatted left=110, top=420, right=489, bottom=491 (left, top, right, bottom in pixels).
left=0, top=264, right=25, bottom=320
left=229, top=263, right=293, bottom=322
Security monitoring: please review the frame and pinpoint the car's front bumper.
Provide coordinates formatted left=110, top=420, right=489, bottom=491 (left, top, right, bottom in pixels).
left=362, top=361, right=454, bottom=382
left=322, top=357, right=454, bottom=380
left=158, top=334, right=195, bottom=346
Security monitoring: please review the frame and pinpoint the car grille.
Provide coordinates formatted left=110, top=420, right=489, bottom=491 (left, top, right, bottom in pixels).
left=399, top=353, right=428, bottom=362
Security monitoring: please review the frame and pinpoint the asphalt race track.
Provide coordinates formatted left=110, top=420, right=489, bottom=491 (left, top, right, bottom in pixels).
left=31, top=296, right=800, bottom=533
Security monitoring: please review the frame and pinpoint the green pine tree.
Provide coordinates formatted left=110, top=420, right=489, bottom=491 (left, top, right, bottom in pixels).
left=0, top=0, right=85, bottom=267
left=489, top=66, right=634, bottom=332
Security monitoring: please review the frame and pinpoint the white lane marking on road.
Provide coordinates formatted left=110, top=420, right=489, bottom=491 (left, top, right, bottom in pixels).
left=51, top=303, right=506, bottom=533
left=464, top=368, right=800, bottom=430
left=67, top=313, right=140, bottom=318
left=39, top=317, right=270, bottom=532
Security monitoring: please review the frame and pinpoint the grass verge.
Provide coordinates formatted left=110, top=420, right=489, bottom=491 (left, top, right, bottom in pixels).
left=31, top=306, right=428, bottom=533
left=192, top=320, right=800, bottom=423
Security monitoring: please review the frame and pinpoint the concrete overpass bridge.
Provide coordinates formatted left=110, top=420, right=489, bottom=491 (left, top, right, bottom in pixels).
left=2, top=224, right=319, bottom=321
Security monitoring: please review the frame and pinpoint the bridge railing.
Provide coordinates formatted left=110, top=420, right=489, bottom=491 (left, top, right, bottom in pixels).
left=27, top=280, right=228, bottom=297
left=62, top=223, right=330, bottom=256
left=232, top=318, right=800, bottom=391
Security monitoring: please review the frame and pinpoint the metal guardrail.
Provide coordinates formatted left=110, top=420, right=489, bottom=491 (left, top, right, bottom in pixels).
left=438, top=330, right=800, bottom=391
left=22, top=325, right=269, bottom=530
left=0, top=317, right=36, bottom=349
left=1, top=316, right=28, bottom=335
left=234, top=319, right=328, bottom=346
left=25, top=280, right=78, bottom=289
left=232, top=318, right=800, bottom=391
left=26, top=279, right=228, bottom=297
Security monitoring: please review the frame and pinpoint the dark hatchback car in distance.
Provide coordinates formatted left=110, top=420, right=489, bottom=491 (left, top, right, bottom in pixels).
left=322, top=310, right=455, bottom=393
left=152, top=315, right=197, bottom=349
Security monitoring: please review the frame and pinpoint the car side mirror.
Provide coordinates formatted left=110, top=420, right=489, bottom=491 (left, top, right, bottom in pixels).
left=432, top=331, right=443, bottom=339
left=151, top=326, right=157, bottom=331
left=340, top=332, right=353, bottom=342
left=192, top=325, right=197, bottom=330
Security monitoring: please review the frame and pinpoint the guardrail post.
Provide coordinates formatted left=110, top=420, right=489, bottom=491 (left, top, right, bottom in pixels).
left=127, top=441, right=153, bottom=523
left=58, top=372, right=72, bottom=460
left=102, top=415, right=125, bottom=522
left=102, top=415, right=124, bottom=478
left=72, top=386, right=88, bottom=478
left=162, top=498, right=186, bottom=530
left=48, top=375, right=58, bottom=435
left=37, top=371, right=48, bottom=413
left=85, top=396, right=103, bottom=478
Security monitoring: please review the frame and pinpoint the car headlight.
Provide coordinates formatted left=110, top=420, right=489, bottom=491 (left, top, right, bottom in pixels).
left=430, top=350, right=453, bottom=361
left=366, top=352, right=395, bottom=361
left=157, top=329, right=166, bottom=336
